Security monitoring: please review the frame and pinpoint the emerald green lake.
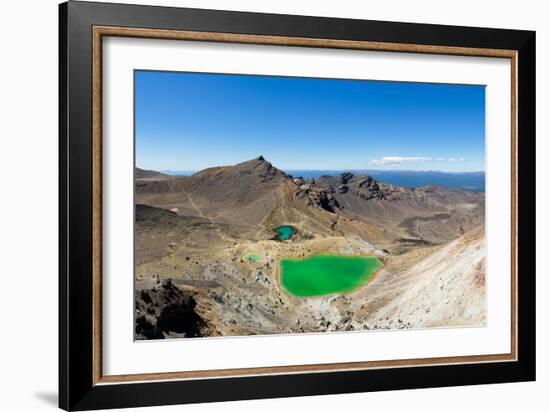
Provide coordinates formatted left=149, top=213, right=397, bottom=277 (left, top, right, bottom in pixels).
left=274, top=225, right=296, bottom=241
left=243, top=253, right=262, bottom=262
left=280, top=255, right=382, bottom=297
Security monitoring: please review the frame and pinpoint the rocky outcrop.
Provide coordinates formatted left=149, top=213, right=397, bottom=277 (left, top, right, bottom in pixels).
left=135, top=279, right=210, bottom=340
left=336, top=172, right=354, bottom=185
left=337, top=185, right=349, bottom=194
left=295, top=184, right=340, bottom=213
left=320, top=173, right=385, bottom=200
left=312, top=189, right=340, bottom=212
left=356, top=177, right=384, bottom=200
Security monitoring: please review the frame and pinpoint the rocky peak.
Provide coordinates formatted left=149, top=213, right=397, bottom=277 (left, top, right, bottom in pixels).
left=234, top=156, right=288, bottom=180
left=316, top=173, right=386, bottom=201
left=336, top=172, right=354, bottom=185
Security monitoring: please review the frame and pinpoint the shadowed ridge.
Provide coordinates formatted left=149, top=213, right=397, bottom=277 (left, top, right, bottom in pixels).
left=135, top=167, right=172, bottom=181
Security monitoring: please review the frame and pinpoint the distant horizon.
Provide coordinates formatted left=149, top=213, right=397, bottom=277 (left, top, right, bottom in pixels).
left=145, top=167, right=486, bottom=175
left=136, top=71, right=485, bottom=173
left=136, top=160, right=485, bottom=192
left=137, top=156, right=485, bottom=175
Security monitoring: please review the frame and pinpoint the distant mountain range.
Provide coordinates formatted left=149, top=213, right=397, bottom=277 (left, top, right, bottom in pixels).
left=288, top=170, right=485, bottom=192
left=136, top=156, right=484, bottom=241
left=158, top=168, right=485, bottom=192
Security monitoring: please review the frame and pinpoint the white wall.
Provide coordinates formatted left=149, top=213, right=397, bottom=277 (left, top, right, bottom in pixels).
left=0, top=1, right=546, bottom=411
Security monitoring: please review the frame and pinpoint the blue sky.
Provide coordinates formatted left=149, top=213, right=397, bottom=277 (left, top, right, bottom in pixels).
left=135, top=71, right=485, bottom=172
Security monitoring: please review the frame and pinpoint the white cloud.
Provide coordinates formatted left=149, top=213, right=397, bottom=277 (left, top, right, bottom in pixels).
left=369, top=156, right=432, bottom=166
left=370, top=156, right=466, bottom=166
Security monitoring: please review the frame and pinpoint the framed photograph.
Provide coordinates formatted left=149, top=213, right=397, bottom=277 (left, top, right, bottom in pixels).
left=59, top=1, right=535, bottom=410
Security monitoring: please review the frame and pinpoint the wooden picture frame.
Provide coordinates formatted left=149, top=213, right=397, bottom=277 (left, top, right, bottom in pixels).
left=59, top=1, right=535, bottom=410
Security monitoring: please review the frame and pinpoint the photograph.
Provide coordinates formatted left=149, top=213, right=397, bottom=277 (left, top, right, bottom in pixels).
left=51, top=1, right=536, bottom=410
left=134, top=71, right=487, bottom=340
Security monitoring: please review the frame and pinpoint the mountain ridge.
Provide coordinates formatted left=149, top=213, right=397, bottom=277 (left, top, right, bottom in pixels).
left=135, top=167, right=171, bottom=181
left=151, top=160, right=485, bottom=191
left=136, top=156, right=483, bottom=248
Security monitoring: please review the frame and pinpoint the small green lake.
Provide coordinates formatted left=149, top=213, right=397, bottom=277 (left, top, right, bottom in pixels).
left=243, top=253, right=262, bottom=262
left=274, top=225, right=296, bottom=241
left=280, top=255, right=382, bottom=297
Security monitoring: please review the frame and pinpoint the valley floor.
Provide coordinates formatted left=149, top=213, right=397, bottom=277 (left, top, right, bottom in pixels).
left=135, top=206, right=485, bottom=339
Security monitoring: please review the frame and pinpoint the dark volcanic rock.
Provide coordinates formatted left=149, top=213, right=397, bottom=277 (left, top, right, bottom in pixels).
left=318, top=191, right=339, bottom=212
left=318, top=173, right=385, bottom=200
left=135, top=279, right=210, bottom=340
left=295, top=183, right=341, bottom=213
left=357, top=176, right=375, bottom=188
left=336, top=172, right=354, bottom=185
left=357, top=180, right=384, bottom=200
left=337, top=185, right=349, bottom=194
